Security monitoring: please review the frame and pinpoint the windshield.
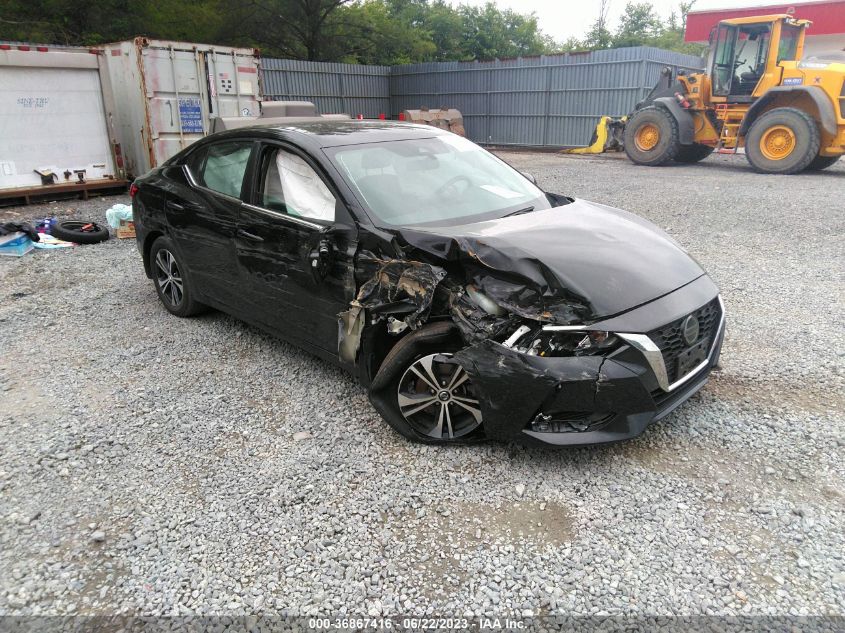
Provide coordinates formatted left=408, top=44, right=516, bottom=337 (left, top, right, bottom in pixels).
left=327, top=135, right=551, bottom=226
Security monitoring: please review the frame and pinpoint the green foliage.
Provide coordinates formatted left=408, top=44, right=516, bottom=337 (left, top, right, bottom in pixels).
left=564, top=0, right=707, bottom=56
left=0, top=0, right=705, bottom=63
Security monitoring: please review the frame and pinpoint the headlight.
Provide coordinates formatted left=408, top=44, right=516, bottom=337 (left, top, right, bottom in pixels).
left=504, top=325, right=618, bottom=357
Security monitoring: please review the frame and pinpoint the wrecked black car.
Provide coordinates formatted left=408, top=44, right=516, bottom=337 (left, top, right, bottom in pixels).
left=132, top=120, right=724, bottom=446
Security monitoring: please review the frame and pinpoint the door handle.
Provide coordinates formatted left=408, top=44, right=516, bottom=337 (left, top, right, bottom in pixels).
left=237, top=229, right=264, bottom=242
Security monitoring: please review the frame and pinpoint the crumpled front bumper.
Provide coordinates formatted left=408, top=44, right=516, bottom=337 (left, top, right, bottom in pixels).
left=451, top=277, right=724, bottom=446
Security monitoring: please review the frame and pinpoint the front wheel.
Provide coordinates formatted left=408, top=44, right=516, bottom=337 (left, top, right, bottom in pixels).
left=623, top=106, right=681, bottom=166
left=396, top=352, right=483, bottom=441
left=745, top=107, right=820, bottom=174
left=369, top=322, right=485, bottom=444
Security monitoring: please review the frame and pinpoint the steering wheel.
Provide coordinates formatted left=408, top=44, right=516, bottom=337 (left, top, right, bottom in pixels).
left=435, top=175, right=472, bottom=199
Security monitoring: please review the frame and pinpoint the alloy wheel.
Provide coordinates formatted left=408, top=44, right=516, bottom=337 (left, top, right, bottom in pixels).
left=155, top=249, right=184, bottom=307
left=397, top=353, right=482, bottom=440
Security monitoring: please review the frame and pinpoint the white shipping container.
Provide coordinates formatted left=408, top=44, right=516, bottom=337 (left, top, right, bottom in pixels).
left=0, top=44, right=124, bottom=195
left=102, top=38, right=262, bottom=178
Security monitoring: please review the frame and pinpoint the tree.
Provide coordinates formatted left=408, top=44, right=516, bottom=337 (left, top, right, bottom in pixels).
left=583, top=0, right=613, bottom=50
left=225, top=0, right=354, bottom=61
left=458, top=2, right=554, bottom=61
left=0, top=0, right=709, bottom=65
left=613, top=2, right=663, bottom=48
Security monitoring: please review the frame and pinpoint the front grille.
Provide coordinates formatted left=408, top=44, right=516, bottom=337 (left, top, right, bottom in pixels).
left=647, top=298, right=722, bottom=385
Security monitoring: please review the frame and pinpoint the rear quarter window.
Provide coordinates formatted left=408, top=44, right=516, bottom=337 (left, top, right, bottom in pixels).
left=186, top=141, right=253, bottom=199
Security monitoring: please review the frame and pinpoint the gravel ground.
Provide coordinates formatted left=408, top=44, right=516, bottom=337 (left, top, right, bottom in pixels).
left=0, top=153, right=843, bottom=623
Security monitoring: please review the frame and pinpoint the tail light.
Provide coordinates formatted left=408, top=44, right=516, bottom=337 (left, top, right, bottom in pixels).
left=129, top=183, right=139, bottom=198
left=675, top=92, right=691, bottom=109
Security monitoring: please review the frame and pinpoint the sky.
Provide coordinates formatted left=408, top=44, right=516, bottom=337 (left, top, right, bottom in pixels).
left=448, top=0, right=823, bottom=43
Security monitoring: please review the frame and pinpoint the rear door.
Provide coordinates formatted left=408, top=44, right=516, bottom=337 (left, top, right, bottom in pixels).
left=165, top=139, right=255, bottom=309
left=235, top=141, right=357, bottom=356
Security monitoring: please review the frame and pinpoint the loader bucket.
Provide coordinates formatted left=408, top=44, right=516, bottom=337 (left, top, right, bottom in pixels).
left=563, top=116, right=627, bottom=154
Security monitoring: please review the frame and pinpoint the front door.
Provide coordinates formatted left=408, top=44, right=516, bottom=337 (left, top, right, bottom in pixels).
left=236, top=142, right=357, bottom=357
left=165, top=139, right=255, bottom=309
left=710, top=22, right=772, bottom=99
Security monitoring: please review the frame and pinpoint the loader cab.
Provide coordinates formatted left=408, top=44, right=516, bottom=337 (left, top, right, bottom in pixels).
left=707, top=16, right=808, bottom=102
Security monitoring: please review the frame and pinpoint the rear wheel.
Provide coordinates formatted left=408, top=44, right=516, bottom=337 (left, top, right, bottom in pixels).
left=675, top=143, right=714, bottom=164
left=150, top=236, right=206, bottom=317
left=745, top=108, right=820, bottom=174
left=805, top=154, right=840, bottom=171
left=623, top=106, right=681, bottom=166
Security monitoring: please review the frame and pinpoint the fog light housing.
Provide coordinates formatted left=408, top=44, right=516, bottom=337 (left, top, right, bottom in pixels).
left=530, top=411, right=615, bottom=433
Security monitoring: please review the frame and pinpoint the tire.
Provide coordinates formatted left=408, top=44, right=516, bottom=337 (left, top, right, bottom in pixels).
left=50, top=220, right=110, bottom=244
left=745, top=107, right=820, bottom=174
left=623, top=106, right=681, bottom=166
left=805, top=154, right=840, bottom=171
left=675, top=143, right=714, bottom=164
left=149, top=236, right=205, bottom=317
left=368, top=322, right=485, bottom=445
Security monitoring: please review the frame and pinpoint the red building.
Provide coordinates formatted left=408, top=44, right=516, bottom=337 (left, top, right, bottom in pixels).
left=685, top=0, right=845, bottom=57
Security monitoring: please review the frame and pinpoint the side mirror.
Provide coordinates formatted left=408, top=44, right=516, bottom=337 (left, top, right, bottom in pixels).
left=309, top=236, right=333, bottom=282
left=522, top=172, right=537, bottom=185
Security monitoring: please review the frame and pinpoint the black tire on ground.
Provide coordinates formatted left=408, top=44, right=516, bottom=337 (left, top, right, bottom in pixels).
left=805, top=154, right=840, bottom=171
left=623, top=106, right=681, bottom=166
left=675, top=143, right=715, bottom=164
left=149, top=236, right=206, bottom=318
left=368, top=322, right=485, bottom=445
left=745, top=107, right=820, bottom=174
left=50, top=220, right=110, bottom=244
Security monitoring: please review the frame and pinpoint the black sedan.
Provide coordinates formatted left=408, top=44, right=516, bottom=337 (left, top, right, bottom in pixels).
left=131, top=120, right=724, bottom=446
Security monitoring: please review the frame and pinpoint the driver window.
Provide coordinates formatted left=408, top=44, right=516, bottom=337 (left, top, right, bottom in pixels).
left=732, top=24, right=771, bottom=96
left=257, top=147, right=336, bottom=222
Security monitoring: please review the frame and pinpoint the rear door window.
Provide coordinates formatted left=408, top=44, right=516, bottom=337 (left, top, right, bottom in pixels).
left=186, top=141, right=253, bottom=199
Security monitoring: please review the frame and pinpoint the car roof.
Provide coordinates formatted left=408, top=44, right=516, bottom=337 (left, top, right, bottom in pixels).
left=214, top=119, right=450, bottom=148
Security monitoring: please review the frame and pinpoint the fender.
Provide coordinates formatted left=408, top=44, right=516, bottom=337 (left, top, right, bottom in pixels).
left=738, top=86, right=837, bottom=137
left=653, top=97, right=695, bottom=145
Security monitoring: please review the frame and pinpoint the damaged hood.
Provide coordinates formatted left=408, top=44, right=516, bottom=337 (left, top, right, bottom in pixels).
left=394, top=198, right=705, bottom=322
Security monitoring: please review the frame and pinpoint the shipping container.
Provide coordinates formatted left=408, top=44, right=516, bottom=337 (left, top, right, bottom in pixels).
left=0, top=43, right=126, bottom=203
left=101, top=38, right=262, bottom=178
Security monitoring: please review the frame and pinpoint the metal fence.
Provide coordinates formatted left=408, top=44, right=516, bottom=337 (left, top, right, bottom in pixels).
left=261, top=46, right=703, bottom=147
left=261, top=58, right=391, bottom=118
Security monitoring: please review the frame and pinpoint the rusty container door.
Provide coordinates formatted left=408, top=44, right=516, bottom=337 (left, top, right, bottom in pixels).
left=103, top=39, right=261, bottom=178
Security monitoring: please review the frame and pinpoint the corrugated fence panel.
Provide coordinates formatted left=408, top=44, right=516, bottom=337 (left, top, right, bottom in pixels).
left=261, top=58, right=391, bottom=118
left=260, top=46, right=703, bottom=147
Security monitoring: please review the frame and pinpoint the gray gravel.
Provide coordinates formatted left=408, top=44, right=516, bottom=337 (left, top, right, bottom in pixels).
left=0, top=153, right=843, bottom=620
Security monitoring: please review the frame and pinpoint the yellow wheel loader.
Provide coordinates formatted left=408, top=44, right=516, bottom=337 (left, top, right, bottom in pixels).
left=586, top=15, right=845, bottom=174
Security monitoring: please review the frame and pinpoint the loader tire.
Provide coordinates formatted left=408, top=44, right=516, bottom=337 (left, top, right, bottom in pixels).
left=745, top=108, right=820, bottom=174
left=805, top=154, right=840, bottom=171
left=623, top=106, right=681, bottom=167
left=675, top=143, right=714, bottom=164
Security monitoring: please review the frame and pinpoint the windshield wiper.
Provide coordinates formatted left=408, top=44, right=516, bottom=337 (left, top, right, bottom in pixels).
left=502, top=205, right=535, bottom=218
